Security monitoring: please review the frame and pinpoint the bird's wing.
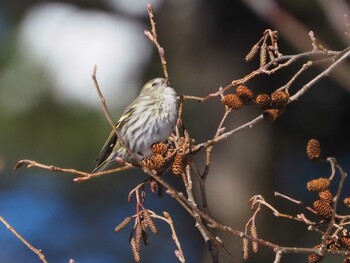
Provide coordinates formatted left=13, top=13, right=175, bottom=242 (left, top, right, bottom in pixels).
left=93, top=107, right=135, bottom=171
left=93, top=129, right=118, bottom=169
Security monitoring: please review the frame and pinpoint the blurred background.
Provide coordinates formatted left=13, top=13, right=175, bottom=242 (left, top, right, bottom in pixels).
left=0, top=0, right=349, bottom=262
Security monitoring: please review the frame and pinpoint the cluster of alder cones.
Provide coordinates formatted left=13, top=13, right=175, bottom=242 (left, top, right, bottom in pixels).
left=308, top=236, right=350, bottom=263
left=305, top=139, right=350, bottom=263
left=221, top=85, right=290, bottom=121
left=141, top=141, right=189, bottom=176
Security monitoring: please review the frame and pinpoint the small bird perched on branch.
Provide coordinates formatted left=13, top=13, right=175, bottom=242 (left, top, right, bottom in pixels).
left=92, top=78, right=178, bottom=173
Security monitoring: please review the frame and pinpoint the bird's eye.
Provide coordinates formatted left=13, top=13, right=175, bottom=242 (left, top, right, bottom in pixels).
left=152, top=82, right=157, bottom=87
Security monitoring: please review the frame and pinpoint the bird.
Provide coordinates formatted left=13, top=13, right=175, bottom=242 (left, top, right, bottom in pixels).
left=92, top=78, right=178, bottom=173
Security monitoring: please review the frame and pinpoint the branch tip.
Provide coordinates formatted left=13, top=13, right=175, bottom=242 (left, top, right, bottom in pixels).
left=14, top=161, right=24, bottom=169
left=147, top=3, right=152, bottom=12
left=92, top=65, right=97, bottom=78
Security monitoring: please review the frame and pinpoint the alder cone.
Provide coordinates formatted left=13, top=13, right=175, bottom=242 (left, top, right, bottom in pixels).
left=338, top=236, right=350, bottom=250
left=236, top=85, right=254, bottom=104
left=306, top=139, right=322, bottom=161
left=313, top=199, right=333, bottom=219
left=152, top=142, right=168, bottom=156
left=307, top=178, right=330, bottom=192
left=308, top=244, right=324, bottom=263
left=255, top=94, right=271, bottom=110
left=142, top=154, right=165, bottom=170
left=308, top=253, right=324, bottom=263
left=263, top=108, right=284, bottom=121
left=172, top=154, right=185, bottom=175
left=271, top=90, right=289, bottom=108
left=318, top=190, right=333, bottom=204
left=222, top=94, right=244, bottom=109
left=343, top=197, right=350, bottom=208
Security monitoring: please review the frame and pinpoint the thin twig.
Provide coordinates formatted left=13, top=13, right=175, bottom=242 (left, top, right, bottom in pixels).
left=190, top=49, right=350, bottom=155
left=322, top=157, right=348, bottom=246
left=273, top=250, right=283, bottom=263
left=274, top=192, right=318, bottom=215
left=145, top=4, right=169, bottom=81
left=290, top=49, right=350, bottom=102
left=0, top=216, right=48, bottom=263
left=14, top=159, right=134, bottom=182
left=279, top=61, right=313, bottom=92
left=92, top=66, right=141, bottom=165
left=182, top=49, right=342, bottom=103
left=151, top=211, right=186, bottom=263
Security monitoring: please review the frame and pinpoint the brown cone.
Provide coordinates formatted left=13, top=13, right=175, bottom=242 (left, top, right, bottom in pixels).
left=338, top=236, right=350, bottom=250
left=318, top=190, right=333, bottom=204
left=306, top=139, right=322, bottom=161
left=271, top=90, right=289, bottom=108
left=343, top=197, right=350, bottom=208
left=222, top=94, right=244, bottom=109
left=313, top=199, right=333, bottom=219
left=307, top=178, right=330, bottom=192
left=263, top=108, right=285, bottom=121
left=255, top=94, right=271, bottom=110
left=236, top=85, right=254, bottom=104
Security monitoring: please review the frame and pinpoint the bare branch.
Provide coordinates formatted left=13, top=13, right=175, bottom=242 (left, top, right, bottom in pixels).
left=14, top=159, right=135, bottom=182
left=145, top=4, right=169, bottom=81
left=0, top=216, right=48, bottom=263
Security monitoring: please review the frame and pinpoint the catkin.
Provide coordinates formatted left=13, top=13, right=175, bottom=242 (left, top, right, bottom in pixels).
left=245, top=44, right=259, bottom=61
left=242, top=238, right=249, bottom=261
left=130, top=238, right=141, bottom=262
left=250, top=225, right=259, bottom=253
left=114, top=217, right=132, bottom=232
left=142, top=209, right=158, bottom=235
